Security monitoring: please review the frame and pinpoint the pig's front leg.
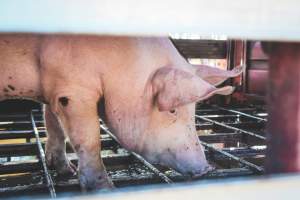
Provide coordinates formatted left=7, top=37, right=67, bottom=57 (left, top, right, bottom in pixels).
left=44, top=105, right=77, bottom=175
left=50, top=92, right=114, bottom=191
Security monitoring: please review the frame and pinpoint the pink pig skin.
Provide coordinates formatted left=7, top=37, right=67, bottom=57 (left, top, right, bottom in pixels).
left=0, top=35, right=243, bottom=190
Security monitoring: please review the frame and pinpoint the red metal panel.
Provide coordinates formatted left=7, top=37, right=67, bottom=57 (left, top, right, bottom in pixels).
left=247, top=41, right=269, bottom=97
left=247, top=69, right=268, bottom=96
left=266, top=42, right=300, bottom=173
left=251, top=42, right=269, bottom=60
left=232, top=41, right=269, bottom=103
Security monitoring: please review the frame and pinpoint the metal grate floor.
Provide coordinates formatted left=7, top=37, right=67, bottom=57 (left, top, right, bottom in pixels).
left=0, top=103, right=267, bottom=198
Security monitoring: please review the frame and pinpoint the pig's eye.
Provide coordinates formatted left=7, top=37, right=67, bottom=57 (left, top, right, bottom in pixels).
left=169, top=109, right=176, bottom=114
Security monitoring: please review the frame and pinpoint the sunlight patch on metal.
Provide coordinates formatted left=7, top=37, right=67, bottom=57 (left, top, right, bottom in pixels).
left=213, top=105, right=267, bottom=122
left=30, top=111, right=56, bottom=198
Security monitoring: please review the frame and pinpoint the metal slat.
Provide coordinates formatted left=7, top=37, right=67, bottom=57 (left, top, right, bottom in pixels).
left=214, top=106, right=267, bottom=122
left=201, top=141, right=264, bottom=173
left=30, top=112, right=56, bottom=198
left=0, top=104, right=267, bottom=197
left=0, top=148, right=264, bottom=175
left=195, top=115, right=266, bottom=140
left=171, top=39, right=227, bottom=59
left=0, top=168, right=255, bottom=195
left=0, top=138, right=118, bottom=157
left=100, top=124, right=173, bottom=184
left=1, top=133, right=260, bottom=156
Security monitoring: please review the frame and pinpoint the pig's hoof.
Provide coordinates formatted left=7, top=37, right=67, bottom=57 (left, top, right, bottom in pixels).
left=46, top=151, right=77, bottom=175
left=79, top=170, right=115, bottom=191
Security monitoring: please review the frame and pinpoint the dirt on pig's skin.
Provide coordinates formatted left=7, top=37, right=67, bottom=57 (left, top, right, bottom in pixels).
left=0, top=34, right=243, bottom=190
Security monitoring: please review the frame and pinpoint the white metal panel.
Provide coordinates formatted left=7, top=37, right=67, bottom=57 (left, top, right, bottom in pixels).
left=68, top=174, right=300, bottom=200
left=0, top=0, right=300, bottom=41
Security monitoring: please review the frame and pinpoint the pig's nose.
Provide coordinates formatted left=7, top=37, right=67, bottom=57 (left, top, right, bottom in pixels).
left=191, top=164, right=214, bottom=178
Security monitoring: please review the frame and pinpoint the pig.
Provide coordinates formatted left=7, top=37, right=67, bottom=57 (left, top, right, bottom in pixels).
left=0, top=35, right=243, bottom=191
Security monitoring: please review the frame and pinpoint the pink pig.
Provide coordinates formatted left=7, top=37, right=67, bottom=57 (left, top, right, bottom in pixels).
left=0, top=35, right=243, bottom=190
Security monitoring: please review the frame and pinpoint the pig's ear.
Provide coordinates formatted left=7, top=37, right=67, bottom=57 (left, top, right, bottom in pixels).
left=152, top=67, right=235, bottom=111
left=194, top=65, right=244, bottom=86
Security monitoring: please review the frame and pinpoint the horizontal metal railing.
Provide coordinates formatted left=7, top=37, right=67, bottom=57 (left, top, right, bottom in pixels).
left=0, top=104, right=267, bottom=198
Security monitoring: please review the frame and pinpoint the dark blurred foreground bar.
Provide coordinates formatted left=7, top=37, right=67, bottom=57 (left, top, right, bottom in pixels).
left=266, top=43, right=300, bottom=173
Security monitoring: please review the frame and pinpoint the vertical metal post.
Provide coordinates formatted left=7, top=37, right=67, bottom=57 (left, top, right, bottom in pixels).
left=265, top=42, right=300, bottom=173
left=30, top=111, right=56, bottom=198
left=241, top=40, right=248, bottom=94
left=226, top=40, right=233, bottom=70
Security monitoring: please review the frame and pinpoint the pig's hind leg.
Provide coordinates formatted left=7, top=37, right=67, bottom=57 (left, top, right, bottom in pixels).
left=44, top=105, right=77, bottom=175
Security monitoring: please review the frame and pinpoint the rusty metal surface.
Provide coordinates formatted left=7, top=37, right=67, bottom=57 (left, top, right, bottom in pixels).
left=246, top=41, right=269, bottom=97
left=247, top=69, right=268, bottom=96
left=231, top=41, right=269, bottom=102
left=266, top=42, right=300, bottom=173
left=251, top=42, right=269, bottom=60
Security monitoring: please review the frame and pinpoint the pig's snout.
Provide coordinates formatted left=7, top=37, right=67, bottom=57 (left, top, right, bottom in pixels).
left=172, top=158, right=214, bottom=178
left=188, top=164, right=214, bottom=178
left=149, top=144, right=214, bottom=178
left=172, top=142, right=214, bottom=177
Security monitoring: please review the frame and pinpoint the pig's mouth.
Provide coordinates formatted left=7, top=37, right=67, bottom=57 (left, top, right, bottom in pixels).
left=162, top=157, right=215, bottom=179
left=187, top=164, right=215, bottom=179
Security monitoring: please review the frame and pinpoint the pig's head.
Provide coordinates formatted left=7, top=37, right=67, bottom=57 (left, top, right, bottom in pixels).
left=136, top=65, right=243, bottom=177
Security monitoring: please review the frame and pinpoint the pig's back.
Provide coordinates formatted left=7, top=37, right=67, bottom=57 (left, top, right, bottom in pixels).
left=97, top=37, right=189, bottom=138
left=98, top=36, right=188, bottom=97
left=0, top=34, right=43, bottom=101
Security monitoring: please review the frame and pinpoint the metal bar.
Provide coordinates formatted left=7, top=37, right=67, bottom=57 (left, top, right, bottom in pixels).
left=196, top=121, right=265, bottom=132
left=196, top=107, right=261, bottom=113
left=0, top=153, right=132, bottom=175
left=0, top=137, right=118, bottom=157
left=200, top=141, right=264, bottom=173
left=242, top=40, right=248, bottom=93
left=0, top=168, right=255, bottom=195
left=199, top=132, right=265, bottom=146
left=0, top=120, right=44, bottom=125
left=0, top=129, right=256, bottom=145
left=0, top=129, right=241, bottom=141
left=0, top=106, right=268, bottom=196
left=0, top=148, right=264, bottom=176
left=0, top=140, right=265, bottom=171
left=265, top=42, right=300, bottom=173
left=0, top=130, right=46, bottom=140
left=195, top=115, right=266, bottom=140
left=30, top=112, right=56, bottom=198
left=199, top=114, right=244, bottom=118
left=214, top=105, right=267, bottom=121
left=99, top=124, right=173, bottom=184
left=0, top=113, right=266, bottom=126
